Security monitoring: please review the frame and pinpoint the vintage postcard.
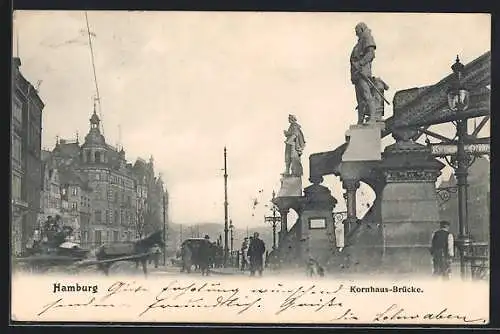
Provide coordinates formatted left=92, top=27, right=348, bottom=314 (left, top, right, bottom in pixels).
left=10, top=11, right=490, bottom=325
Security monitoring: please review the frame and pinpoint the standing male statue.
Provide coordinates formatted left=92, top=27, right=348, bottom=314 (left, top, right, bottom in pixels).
left=283, top=114, right=306, bottom=176
left=350, top=22, right=378, bottom=124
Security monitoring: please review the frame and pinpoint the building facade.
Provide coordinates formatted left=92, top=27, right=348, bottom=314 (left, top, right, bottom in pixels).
left=11, top=57, right=44, bottom=256
left=39, top=151, right=61, bottom=226
left=39, top=104, right=168, bottom=248
left=132, top=158, right=168, bottom=238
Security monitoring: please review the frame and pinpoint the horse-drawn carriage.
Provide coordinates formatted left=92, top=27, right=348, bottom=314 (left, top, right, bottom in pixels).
left=15, top=229, right=164, bottom=277
left=176, top=237, right=223, bottom=274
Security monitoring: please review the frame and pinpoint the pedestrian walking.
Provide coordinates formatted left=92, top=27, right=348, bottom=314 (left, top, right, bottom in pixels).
left=240, top=237, right=249, bottom=271
left=248, top=232, right=266, bottom=277
left=430, top=220, right=455, bottom=280
left=149, top=243, right=161, bottom=268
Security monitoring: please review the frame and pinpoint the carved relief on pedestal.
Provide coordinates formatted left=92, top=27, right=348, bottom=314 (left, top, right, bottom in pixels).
left=383, top=169, right=441, bottom=183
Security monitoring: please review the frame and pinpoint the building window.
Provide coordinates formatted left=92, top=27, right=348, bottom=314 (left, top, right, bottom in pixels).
left=86, top=151, right=91, bottom=163
left=82, top=231, right=88, bottom=242
left=95, top=151, right=101, bottom=163
left=12, top=174, right=22, bottom=200
left=95, top=230, right=102, bottom=244
left=114, top=210, right=119, bottom=225
left=12, top=95, right=23, bottom=123
left=95, top=210, right=102, bottom=224
left=11, top=133, right=22, bottom=163
left=71, top=202, right=78, bottom=211
left=29, top=124, right=40, bottom=152
left=113, top=230, right=119, bottom=242
left=72, top=187, right=78, bottom=196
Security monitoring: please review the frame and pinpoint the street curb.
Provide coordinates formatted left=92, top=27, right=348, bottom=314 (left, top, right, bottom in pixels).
left=209, top=270, right=242, bottom=276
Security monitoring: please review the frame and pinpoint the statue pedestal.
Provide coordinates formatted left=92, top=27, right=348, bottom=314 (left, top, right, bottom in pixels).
left=277, top=175, right=302, bottom=197
left=342, top=124, right=382, bottom=162
left=298, top=183, right=337, bottom=267
left=378, top=141, right=445, bottom=274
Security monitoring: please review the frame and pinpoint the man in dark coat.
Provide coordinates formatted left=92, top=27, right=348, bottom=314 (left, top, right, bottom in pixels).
left=430, top=220, right=455, bottom=279
left=248, top=232, right=266, bottom=276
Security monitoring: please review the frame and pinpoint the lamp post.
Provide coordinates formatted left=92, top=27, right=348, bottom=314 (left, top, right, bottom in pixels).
left=264, top=190, right=281, bottom=250
left=446, top=55, right=472, bottom=279
left=229, top=220, right=234, bottom=264
left=162, top=191, right=166, bottom=266
left=223, top=147, right=229, bottom=267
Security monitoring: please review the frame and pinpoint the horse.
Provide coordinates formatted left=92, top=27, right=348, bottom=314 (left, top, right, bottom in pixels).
left=94, top=230, right=164, bottom=277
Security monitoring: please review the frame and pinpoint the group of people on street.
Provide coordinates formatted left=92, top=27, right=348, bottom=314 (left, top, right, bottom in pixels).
left=240, top=232, right=266, bottom=276
left=148, top=243, right=162, bottom=269
left=174, top=218, right=456, bottom=280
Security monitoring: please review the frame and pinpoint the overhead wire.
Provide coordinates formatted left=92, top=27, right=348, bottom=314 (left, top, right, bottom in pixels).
left=84, top=11, right=105, bottom=135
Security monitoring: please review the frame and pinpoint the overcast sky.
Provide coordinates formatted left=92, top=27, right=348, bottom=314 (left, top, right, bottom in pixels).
left=13, top=11, right=490, bottom=228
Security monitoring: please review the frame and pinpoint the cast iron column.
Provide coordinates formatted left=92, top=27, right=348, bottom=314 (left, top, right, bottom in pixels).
left=343, top=179, right=360, bottom=237
left=456, top=117, right=471, bottom=278
left=279, top=208, right=289, bottom=245
left=162, top=191, right=167, bottom=266
left=230, top=220, right=234, bottom=253
left=223, top=147, right=229, bottom=266
left=265, top=191, right=281, bottom=250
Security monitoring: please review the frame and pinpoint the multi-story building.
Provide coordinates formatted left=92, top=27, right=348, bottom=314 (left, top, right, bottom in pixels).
left=132, top=158, right=168, bottom=238
left=41, top=104, right=168, bottom=248
left=39, top=150, right=61, bottom=221
left=58, top=166, right=92, bottom=243
left=11, top=57, right=44, bottom=256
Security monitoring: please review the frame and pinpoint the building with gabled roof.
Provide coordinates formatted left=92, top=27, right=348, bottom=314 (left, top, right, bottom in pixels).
left=39, top=102, right=169, bottom=248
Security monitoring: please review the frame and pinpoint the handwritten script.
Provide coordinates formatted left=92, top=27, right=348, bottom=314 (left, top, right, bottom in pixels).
left=27, top=278, right=488, bottom=324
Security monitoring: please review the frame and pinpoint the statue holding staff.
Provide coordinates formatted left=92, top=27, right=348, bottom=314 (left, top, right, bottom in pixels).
left=350, top=22, right=382, bottom=124
left=283, top=114, right=306, bottom=177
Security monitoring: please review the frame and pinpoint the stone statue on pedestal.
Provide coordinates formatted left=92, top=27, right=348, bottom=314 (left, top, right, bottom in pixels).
left=350, top=22, right=379, bottom=124
left=283, top=114, right=306, bottom=177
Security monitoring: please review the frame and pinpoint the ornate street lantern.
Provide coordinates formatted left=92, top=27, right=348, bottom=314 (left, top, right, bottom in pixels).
left=447, top=56, right=470, bottom=112
left=444, top=55, right=473, bottom=279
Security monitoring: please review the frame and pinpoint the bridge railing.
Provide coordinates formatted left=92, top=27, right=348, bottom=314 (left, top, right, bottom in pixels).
left=465, top=241, right=489, bottom=281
